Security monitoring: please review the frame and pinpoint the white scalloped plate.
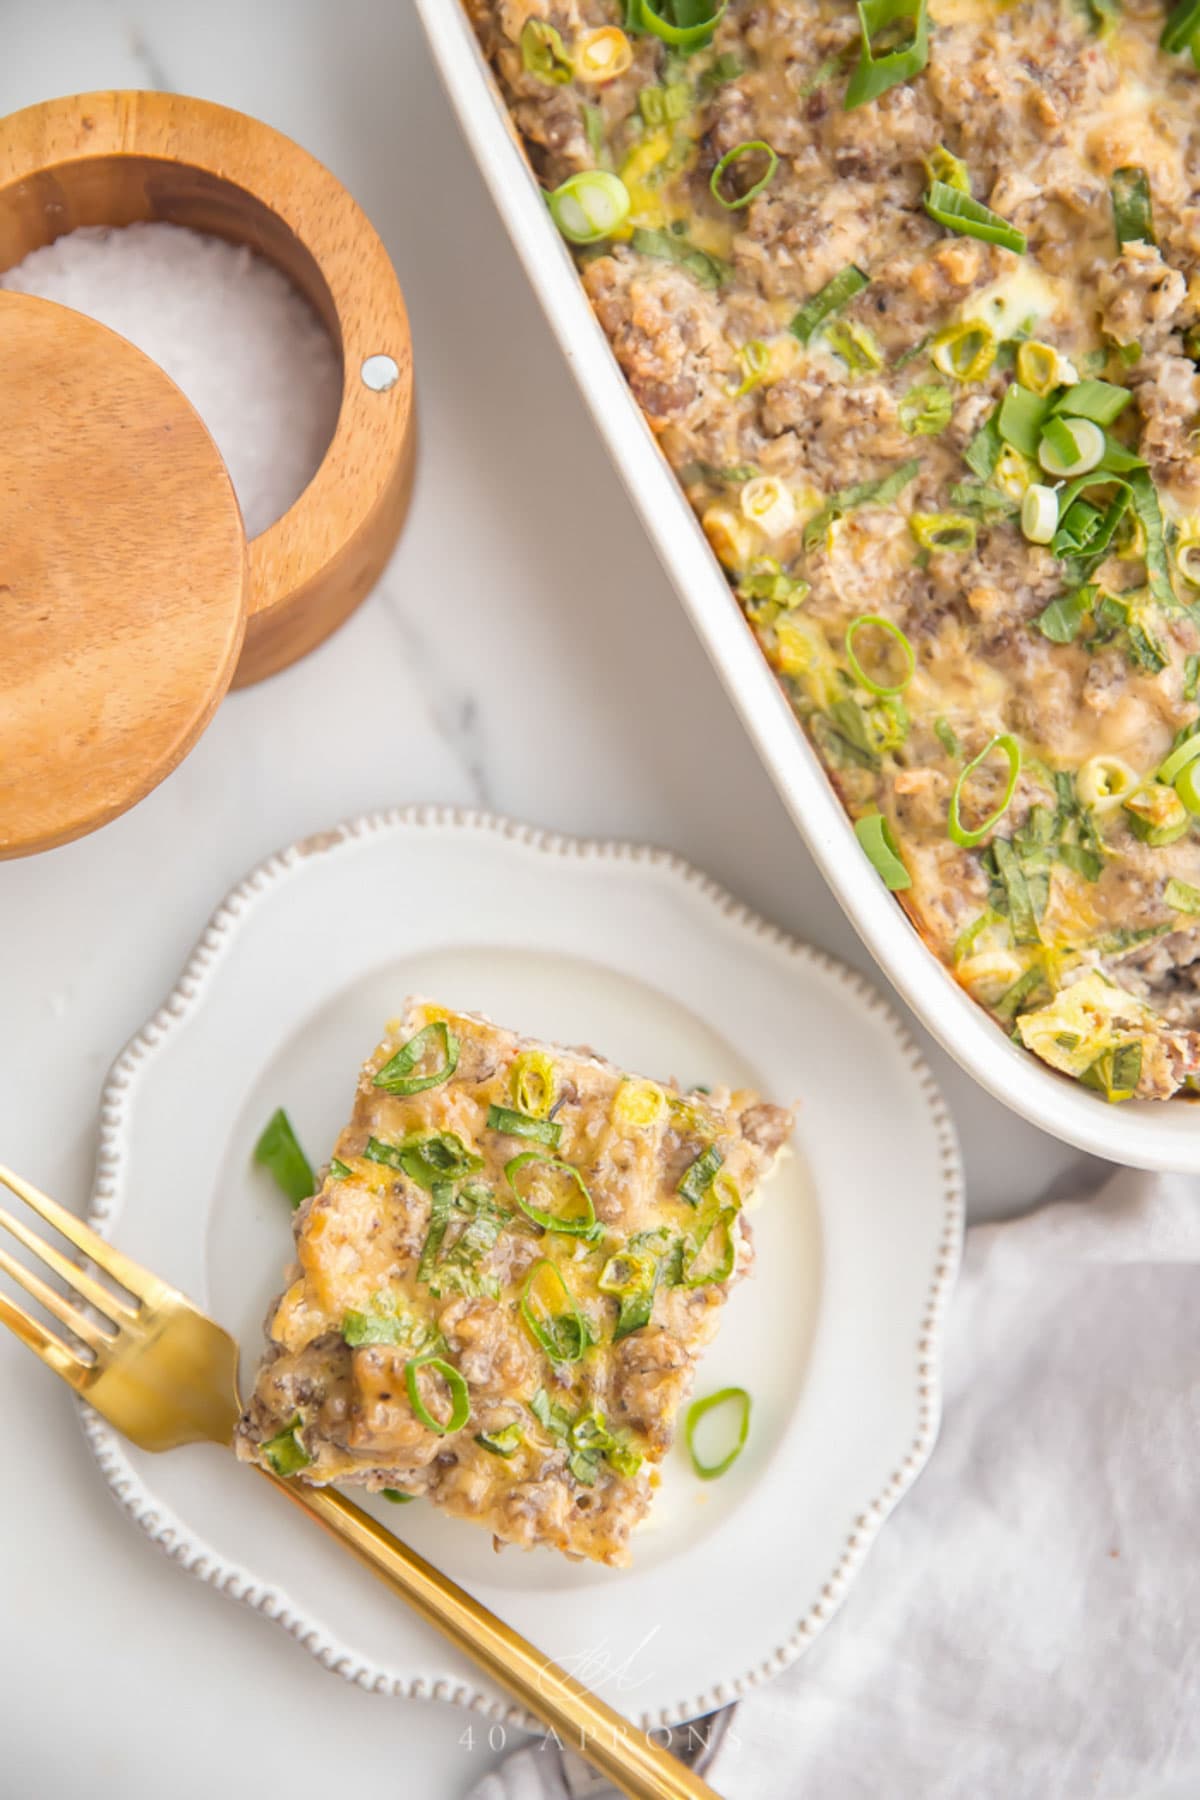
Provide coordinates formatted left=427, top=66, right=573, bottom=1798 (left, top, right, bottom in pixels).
left=82, top=810, right=962, bottom=1728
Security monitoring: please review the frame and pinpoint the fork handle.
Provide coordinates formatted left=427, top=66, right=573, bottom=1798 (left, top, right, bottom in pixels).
left=257, top=1469, right=722, bottom=1800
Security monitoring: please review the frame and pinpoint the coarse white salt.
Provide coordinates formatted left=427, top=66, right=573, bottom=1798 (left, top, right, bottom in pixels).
left=1, top=221, right=342, bottom=539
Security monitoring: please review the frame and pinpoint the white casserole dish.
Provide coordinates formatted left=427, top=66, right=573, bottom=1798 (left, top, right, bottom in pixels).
left=414, top=0, right=1200, bottom=1173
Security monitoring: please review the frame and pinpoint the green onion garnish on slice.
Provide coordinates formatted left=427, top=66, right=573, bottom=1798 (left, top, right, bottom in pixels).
left=475, top=1422, right=523, bottom=1457
left=260, top=1416, right=311, bottom=1477
left=710, top=139, right=778, bottom=209
left=1050, top=380, right=1131, bottom=426
left=681, top=1200, right=738, bottom=1286
left=374, top=1021, right=460, bottom=1095
left=381, top=1489, right=414, bottom=1503
left=935, top=716, right=961, bottom=757
left=925, top=181, right=1025, bottom=254
left=845, top=613, right=915, bottom=695
left=486, top=1104, right=562, bottom=1149
left=1111, top=166, right=1155, bottom=247
left=253, top=1108, right=314, bottom=1208
left=801, top=460, right=920, bottom=550
left=1080, top=1042, right=1143, bottom=1105
left=909, top=512, right=976, bottom=554
left=1124, top=783, right=1190, bottom=845
left=788, top=265, right=869, bottom=345
left=998, top=384, right=1052, bottom=460
left=329, top=1157, right=353, bottom=1181
left=1014, top=341, right=1062, bottom=397
left=949, top=735, right=1022, bottom=848
left=505, top=1152, right=598, bottom=1237
left=547, top=171, right=631, bottom=245
left=510, top=1049, right=556, bottom=1118
left=638, top=80, right=691, bottom=125
left=520, top=18, right=573, bottom=84
left=844, top=0, right=929, bottom=111
left=416, top=1182, right=456, bottom=1286
left=405, top=1355, right=470, bottom=1437
left=1185, top=656, right=1200, bottom=703
left=1165, top=876, right=1200, bottom=913
left=634, top=0, right=727, bottom=51
left=520, top=1258, right=595, bottom=1364
left=365, top=1131, right=482, bottom=1191
left=677, top=1143, right=724, bottom=1205
left=924, top=143, right=970, bottom=193
left=854, top=813, right=911, bottom=890
left=685, top=1386, right=751, bottom=1480
left=898, top=382, right=952, bottom=436
left=1038, top=416, right=1105, bottom=478
left=1176, top=537, right=1200, bottom=590
left=1126, top=468, right=1175, bottom=608
left=1021, top=484, right=1059, bottom=546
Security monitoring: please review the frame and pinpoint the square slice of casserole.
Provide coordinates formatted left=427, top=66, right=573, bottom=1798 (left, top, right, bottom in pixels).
left=236, top=999, right=792, bottom=1565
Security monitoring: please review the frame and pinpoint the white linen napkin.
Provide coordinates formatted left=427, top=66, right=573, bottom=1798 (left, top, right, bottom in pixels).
left=468, top=1167, right=1200, bottom=1800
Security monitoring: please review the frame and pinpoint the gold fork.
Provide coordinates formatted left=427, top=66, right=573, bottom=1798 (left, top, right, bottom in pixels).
left=0, top=1164, right=720, bottom=1800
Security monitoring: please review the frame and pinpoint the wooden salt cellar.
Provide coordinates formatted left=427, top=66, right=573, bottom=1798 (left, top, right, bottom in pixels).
left=0, top=91, right=416, bottom=857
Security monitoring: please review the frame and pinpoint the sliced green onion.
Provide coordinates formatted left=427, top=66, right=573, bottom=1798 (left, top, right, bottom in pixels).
left=796, top=47, right=852, bottom=97
left=600, top=1248, right=661, bottom=1340
left=1175, top=537, right=1200, bottom=590
left=685, top=1386, right=751, bottom=1480
left=365, top=1131, right=482, bottom=1191
left=639, top=79, right=691, bottom=125
left=510, top=1049, right=556, bottom=1118
left=898, top=382, right=952, bottom=436
left=1015, top=341, right=1064, bottom=397
left=260, top=1416, right=311, bottom=1477
left=1157, top=730, right=1200, bottom=788
left=844, top=0, right=929, bottom=111
left=505, top=1152, right=598, bottom=1237
left=681, top=1201, right=738, bottom=1286
left=1077, top=753, right=1142, bottom=811
left=1161, top=0, right=1200, bottom=52
left=1185, top=655, right=1200, bottom=703
left=1176, top=761, right=1200, bottom=816
left=802, top=460, right=920, bottom=550
left=520, top=19, right=572, bottom=84
left=635, top=0, right=727, bottom=51
left=630, top=225, right=730, bottom=289
left=931, top=320, right=995, bottom=383
left=343, top=1305, right=413, bottom=1348
left=476, top=1422, right=523, bottom=1457
left=405, top=1355, right=470, bottom=1437
left=548, top=170, right=631, bottom=244
left=416, top=1181, right=456, bottom=1285
left=1038, top=416, right=1105, bottom=478
left=329, top=1157, right=353, bottom=1181
left=381, top=1488, right=414, bottom=1503
left=824, top=317, right=885, bottom=376
left=998, top=383, right=1052, bottom=459
left=710, top=139, right=778, bottom=209
left=1125, top=782, right=1190, bottom=844
left=949, top=735, right=1022, bottom=847
left=924, top=143, right=970, bottom=193
left=1111, top=166, right=1155, bottom=247
left=854, top=812, right=911, bottom=890
left=788, top=265, right=869, bottom=345
left=845, top=613, right=916, bottom=695
left=486, top=1103, right=562, bottom=1149
left=1050, top=380, right=1131, bottom=426
left=1080, top=1042, right=1143, bottom=1105
left=520, top=1258, right=594, bottom=1364
left=909, top=511, right=976, bottom=554
left=676, top=1143, right=724, bottom=1206
left=253, top=1108, right=314, bottom=1208
left=374, top=1021, right=460, bottom=1095
left=699, top=50, right=743, bottom=91
left=935, top=716, right=961, bottom=757
left=1165, top=876, right=1200, bottom=913
left=1021, top=484, right=1059, bottom=545
left=924, top=180, right=1026, bottom=254
left=1125, top=468, right=1174, bottom=608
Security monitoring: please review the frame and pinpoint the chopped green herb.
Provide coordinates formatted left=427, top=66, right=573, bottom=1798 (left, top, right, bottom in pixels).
left=475, top=1422, right=524, bottom=1457
left=802, top=459, right=920, bottom=550
left=486, top=1104, right=562, bottom=1149
left=521, top=19, right=572, bottom=84
left=899, top=382, right=953, bottom=436
left=685, top=1386, right=751, bottom=1479
left=260, top=1416, right=311, bottom=1477
left=935, top=716, right=961, bottom=757
left=710, top=139, right=778, bottom=209
left=630, top=224, right=731, bottom=288
left=365, top=1131, right=482, bottom=1191
left=1050, top=380, right=1132, bottom=426
left=963, top=410, right=1003, bottom=480
left=854, top=811, right=911, bottom=889
left=329, top=1158, right=353, bottom=1181
left=373, top=1021, right=460, bottom=1096
left=505, top=1152, right=598, bottom=1237
left=998, top=383, right=1052, bottom=459
left=633, top=0, right=727, bottom=52
left=678, top=1143, right=724, bottom=1205
left=1035, top=590, right=1091, bottom=644
left=925, top=180, right=1026, bottom=254
left=1080, top=1041, right=1143, bottom=1104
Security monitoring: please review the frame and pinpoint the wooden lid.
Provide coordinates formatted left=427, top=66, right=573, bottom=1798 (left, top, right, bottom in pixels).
left=0, top=292, right=248, bottom=858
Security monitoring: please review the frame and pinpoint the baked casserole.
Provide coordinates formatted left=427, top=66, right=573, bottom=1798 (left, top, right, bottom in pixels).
left=470, top=0, right=1200, bottom=1103
left=236, top=1000, right=791, bottom=1564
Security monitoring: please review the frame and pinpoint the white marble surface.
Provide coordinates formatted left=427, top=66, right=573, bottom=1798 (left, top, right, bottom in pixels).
left=0, top=2, right=1106, bottom=1794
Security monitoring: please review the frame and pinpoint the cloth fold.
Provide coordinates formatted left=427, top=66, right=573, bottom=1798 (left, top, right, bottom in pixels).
left=470, top=1168, right=1200, bottom=1800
